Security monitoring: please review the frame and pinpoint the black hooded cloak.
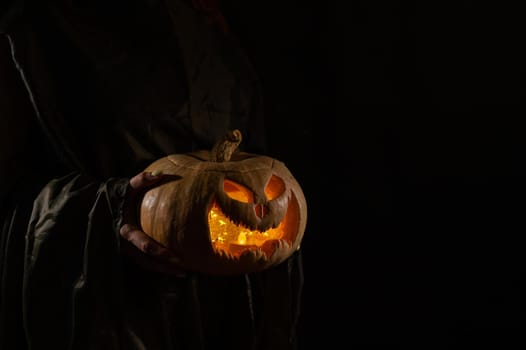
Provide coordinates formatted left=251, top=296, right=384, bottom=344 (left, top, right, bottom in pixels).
left=0, top=1, right=303, bottom=349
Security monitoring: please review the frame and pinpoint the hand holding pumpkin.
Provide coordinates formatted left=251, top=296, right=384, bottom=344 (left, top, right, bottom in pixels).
left=119, top=171, right=185, bottom=277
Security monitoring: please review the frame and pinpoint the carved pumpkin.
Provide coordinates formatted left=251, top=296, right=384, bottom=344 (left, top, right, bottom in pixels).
left=139, top=130, right=308, bottom=275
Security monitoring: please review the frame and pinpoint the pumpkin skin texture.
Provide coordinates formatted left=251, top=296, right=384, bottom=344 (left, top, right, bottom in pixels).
left=139, top=131, right=307, bottom=275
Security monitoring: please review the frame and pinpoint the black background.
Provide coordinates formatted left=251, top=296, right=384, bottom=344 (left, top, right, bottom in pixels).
left=223, top=2, right=525, bottom=348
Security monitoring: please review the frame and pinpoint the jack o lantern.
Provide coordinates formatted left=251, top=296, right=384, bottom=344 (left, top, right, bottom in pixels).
left=139, top=129, right=308, bottom=275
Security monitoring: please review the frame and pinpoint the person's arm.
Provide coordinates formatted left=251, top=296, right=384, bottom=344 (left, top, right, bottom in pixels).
left=22, top=169, right=184, bottom=348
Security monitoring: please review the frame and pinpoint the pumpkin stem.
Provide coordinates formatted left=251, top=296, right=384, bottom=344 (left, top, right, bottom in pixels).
left=211, top=129, right=242, bottom=162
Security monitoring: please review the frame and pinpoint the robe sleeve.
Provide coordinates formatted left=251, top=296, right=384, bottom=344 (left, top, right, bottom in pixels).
left=23, top=172, right=144, bottom=350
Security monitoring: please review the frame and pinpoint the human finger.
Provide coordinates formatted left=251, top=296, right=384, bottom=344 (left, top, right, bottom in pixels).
left=119, top=223, right=185, bottom=276
left=129, top=170, right=164, bottom=193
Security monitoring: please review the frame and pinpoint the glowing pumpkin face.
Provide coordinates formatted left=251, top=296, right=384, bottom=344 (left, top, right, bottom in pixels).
left=139, top=130, right=307, bottom=275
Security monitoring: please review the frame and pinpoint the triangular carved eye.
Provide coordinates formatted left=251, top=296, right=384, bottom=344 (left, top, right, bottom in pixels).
left=224, top=179, right=254, bottom=203
left=265, top=175, right=285, bottom=200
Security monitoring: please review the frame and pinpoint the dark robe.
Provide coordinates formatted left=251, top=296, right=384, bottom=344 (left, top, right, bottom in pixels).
left=0, top=1, right=303, bottom=349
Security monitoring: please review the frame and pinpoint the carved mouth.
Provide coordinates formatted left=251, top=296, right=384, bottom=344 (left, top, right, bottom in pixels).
left=207, top=200, right=293, bottom=259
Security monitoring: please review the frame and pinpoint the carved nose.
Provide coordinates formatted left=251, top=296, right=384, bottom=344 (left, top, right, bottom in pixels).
left=254, top=204, right=269, bottom=218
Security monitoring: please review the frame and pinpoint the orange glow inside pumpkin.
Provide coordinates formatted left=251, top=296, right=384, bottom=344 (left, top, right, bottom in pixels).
left=208, top=177, right=298, bottom=258
left=208, top=202, right=283, bottom=246
left=223, top=179, right=254, bottom=202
